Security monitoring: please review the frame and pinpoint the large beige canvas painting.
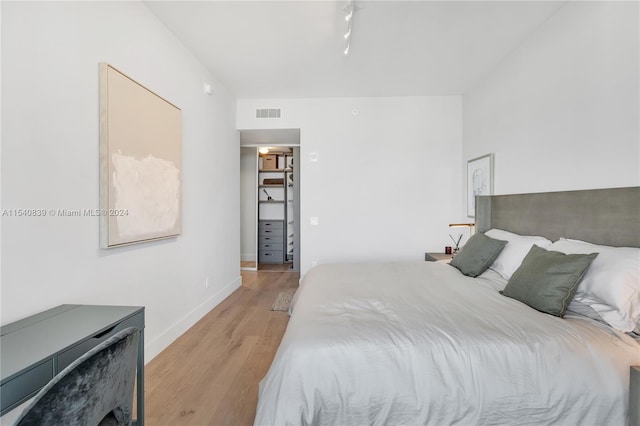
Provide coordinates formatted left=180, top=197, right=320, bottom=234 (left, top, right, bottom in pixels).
left=99, top=63, right=182, bottom=248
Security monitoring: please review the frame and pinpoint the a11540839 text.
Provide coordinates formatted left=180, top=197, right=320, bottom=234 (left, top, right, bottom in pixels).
left=1, top=209, right=129, bottom=217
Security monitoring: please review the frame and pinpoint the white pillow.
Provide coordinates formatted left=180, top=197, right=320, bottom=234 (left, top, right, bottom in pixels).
left=485, top=229, right=553, bottom=279
left=549, top=238, right=640, bottom=332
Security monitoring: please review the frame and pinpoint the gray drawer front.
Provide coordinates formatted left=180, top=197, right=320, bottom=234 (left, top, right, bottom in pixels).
left=1, top=359, right=53, bottom=412
left=259, top=236, right=283, bottom=245
left=260, top=242, right=283, bottom=251
left=259, top=250, right=283, bottom=264
left=259, top=228, right=283, bottom=237
left=259, top=221, right=283, bottom=230
left=58, top=313, right=142, bottom=372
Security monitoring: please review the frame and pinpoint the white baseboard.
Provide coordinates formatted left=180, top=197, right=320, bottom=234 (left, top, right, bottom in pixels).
left=144, top=275, right=242, bottom=363
left=241, top=253, right=256, bottom=262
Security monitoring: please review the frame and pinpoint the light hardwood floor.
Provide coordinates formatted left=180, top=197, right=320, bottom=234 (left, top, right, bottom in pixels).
left=258, top=263, right=294, bottom=272
left=240, top=262, right=294, bottom=272
left=145, top=270, right=299, bottom=425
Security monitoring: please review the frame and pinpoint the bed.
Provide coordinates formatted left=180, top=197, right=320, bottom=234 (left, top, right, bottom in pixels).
left=255, top=187, right=640, bottom=425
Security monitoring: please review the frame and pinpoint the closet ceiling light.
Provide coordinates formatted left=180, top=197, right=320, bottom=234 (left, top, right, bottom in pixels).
left=343, top=0, right=357, bottom=55
left=259, top=147, right=270, bottom=154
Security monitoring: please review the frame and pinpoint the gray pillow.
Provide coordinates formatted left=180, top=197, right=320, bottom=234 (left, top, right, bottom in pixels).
left=449, top=233, right=508, bottom=277
left=501, top=245, right=598, bottom=317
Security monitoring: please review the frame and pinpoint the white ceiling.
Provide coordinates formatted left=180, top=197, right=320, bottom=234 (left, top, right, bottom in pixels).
left=146, top=1, right=566, bottom=99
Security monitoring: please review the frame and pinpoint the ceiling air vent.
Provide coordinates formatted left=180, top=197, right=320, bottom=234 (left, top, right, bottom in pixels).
left=256, top=108, right=281, bottom=119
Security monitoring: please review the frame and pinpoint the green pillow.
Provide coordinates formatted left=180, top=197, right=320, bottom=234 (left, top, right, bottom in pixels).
left=449, top=233, right=508, bottom=277
left=501, top=245, right=598, bottom=317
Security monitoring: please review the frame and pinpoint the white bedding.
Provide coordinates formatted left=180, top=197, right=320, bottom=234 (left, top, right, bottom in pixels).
left=255, top=262, right=640, bottom=426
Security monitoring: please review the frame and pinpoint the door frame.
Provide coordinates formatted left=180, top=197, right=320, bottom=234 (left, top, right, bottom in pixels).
left=240, top=143, right=301, bottom=272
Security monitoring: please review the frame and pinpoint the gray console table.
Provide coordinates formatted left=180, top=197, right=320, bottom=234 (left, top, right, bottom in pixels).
left=0, top=304, right=145, bottom=424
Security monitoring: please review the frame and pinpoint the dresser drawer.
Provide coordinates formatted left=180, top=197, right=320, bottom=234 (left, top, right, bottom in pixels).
left=57, top=314, right=142, bottom=372
left=1, top=359, right=53, bottom=412
left=259, top=221, right=283, bottom=230
left=260, top=242, right=283, bottom=251
left=259, top=236, right=283, bottom=245
left=259, top=228, right=283, bottom=237
left=259, top=250, right=283, bottom=264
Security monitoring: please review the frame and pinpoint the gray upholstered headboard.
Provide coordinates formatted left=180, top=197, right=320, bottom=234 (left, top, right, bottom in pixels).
left=476, top=187, right=640, bottom=248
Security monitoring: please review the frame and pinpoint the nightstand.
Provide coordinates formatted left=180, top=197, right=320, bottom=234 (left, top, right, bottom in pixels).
left=631, top=366, right=639, bottom=426
left=425, top=253, right=453, bottom=262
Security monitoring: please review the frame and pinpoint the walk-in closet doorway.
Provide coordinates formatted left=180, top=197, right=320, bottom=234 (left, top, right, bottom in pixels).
left=239, top=129, right=300, bottom=272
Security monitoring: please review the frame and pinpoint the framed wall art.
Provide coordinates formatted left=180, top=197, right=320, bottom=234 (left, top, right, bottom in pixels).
left=99, top=63, right=182, bottom=248
left=467, top=153, right=494, bottom=217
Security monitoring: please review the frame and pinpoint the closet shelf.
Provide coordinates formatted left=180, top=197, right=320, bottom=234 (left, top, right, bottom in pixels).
left=259, top=168, right=293, bottom=173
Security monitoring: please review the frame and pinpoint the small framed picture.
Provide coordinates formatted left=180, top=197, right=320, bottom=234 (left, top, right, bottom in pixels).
left=467, top=153, right=494, bottom=217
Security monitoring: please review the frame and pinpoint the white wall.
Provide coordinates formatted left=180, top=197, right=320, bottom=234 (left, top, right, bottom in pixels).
left=463, top=1, right=639, bottom=199
left=238, top=96, right=462, bottom=274
left=240, top=147, right=257, bottom=262
left=1, top=2, right=240, bottom=362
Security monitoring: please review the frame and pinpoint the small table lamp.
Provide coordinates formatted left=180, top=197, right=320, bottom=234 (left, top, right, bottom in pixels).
left=448, top=223, right=476, bottom=254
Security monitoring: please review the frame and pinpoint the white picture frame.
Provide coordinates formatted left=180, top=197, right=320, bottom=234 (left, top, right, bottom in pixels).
left=467, top=153, right=494, bottom=217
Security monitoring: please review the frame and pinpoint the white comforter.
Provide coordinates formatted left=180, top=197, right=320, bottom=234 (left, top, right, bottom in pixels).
left=255, top=262, right=640, bottom=426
